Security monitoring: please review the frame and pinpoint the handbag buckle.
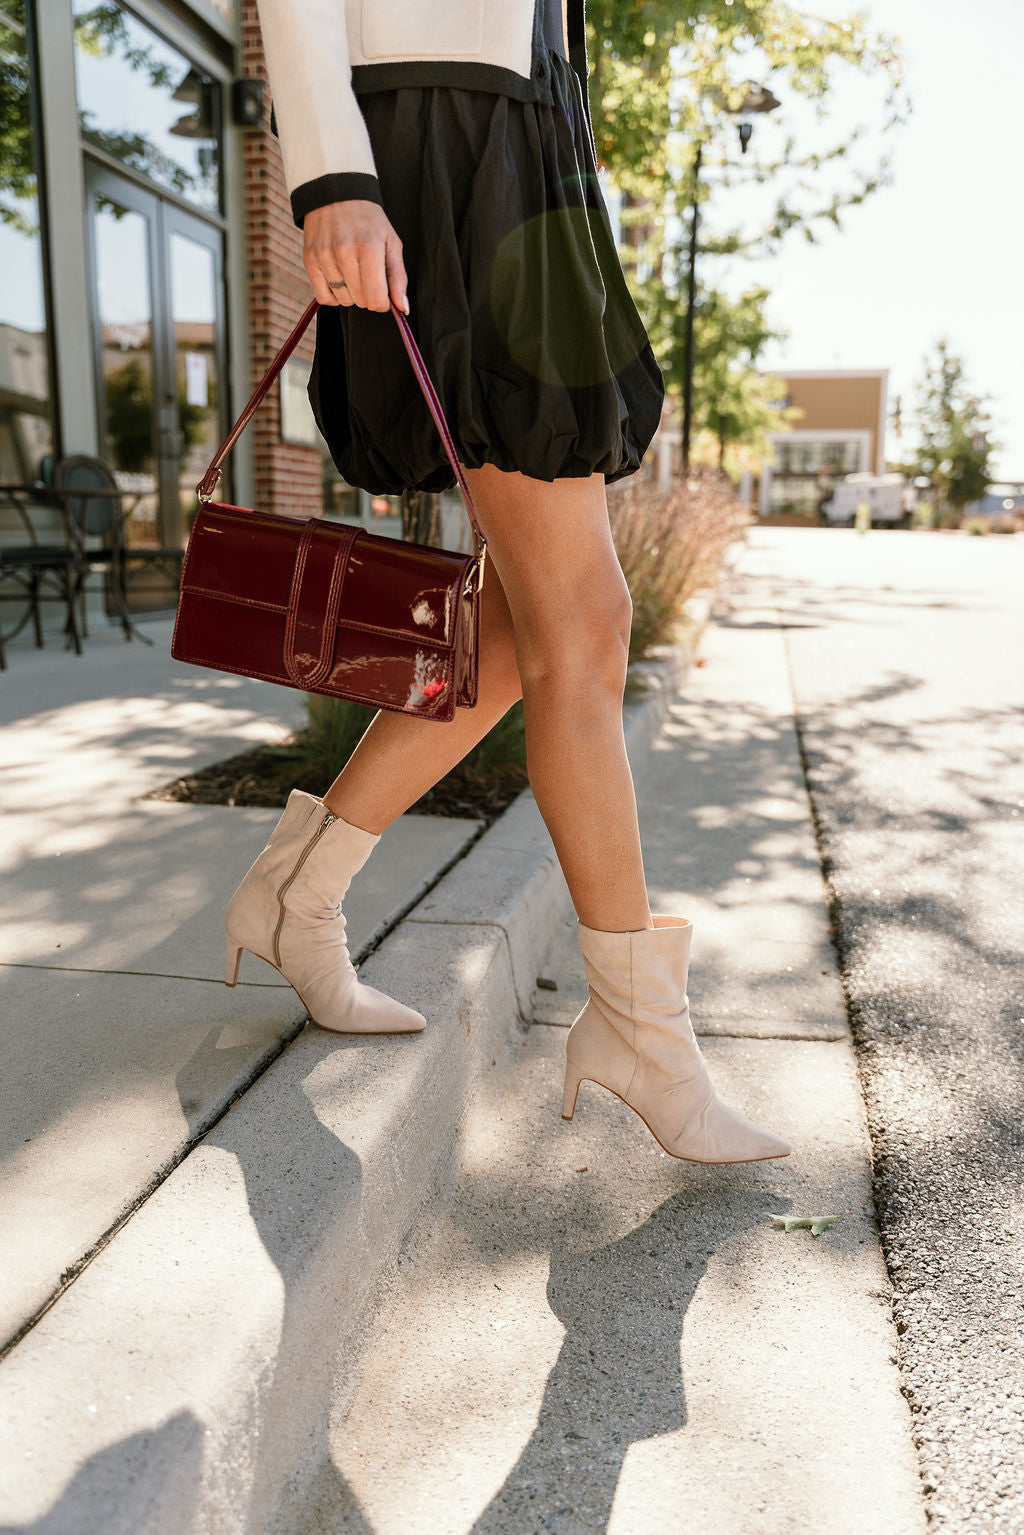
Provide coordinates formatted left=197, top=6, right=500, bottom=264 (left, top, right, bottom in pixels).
left=464, top=548, right=486, bottom=596
left=195, top=467, right=222, bottom=504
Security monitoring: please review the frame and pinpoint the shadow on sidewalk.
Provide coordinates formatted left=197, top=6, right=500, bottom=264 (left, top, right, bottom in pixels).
left=470, top=1188, right=787, bottom=1534
left=1, top=1031, right=376, bottom=1535
left=0, top=1415, right=203, bottom=1535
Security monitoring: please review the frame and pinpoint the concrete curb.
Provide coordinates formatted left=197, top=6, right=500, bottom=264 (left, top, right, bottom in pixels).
left=0, top=628, right=700, bottom=1533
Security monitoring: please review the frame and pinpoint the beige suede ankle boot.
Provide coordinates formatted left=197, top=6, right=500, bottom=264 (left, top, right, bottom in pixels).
left=562, top=915, right=789, bottom=1163
left=225, top=789, right=425, bottom=1034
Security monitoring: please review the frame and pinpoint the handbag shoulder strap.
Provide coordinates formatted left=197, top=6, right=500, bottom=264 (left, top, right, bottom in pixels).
left=195, top=299, right=486, bottom=557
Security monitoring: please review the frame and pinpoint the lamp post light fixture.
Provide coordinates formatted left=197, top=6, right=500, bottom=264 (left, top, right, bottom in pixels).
left=680, top=80, right=781, bottom=472
left=731, top=81, right=782, bottom=154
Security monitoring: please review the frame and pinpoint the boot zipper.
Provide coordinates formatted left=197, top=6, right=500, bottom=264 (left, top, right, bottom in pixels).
left=272, top=809, right=337, bottom=967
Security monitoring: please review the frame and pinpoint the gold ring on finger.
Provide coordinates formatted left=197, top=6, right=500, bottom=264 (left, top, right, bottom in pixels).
left=328, top=279, right=348, bottom=290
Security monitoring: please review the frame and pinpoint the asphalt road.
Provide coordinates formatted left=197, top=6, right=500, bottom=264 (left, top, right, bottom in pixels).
left=737, top=526, right=1024, bottom=1533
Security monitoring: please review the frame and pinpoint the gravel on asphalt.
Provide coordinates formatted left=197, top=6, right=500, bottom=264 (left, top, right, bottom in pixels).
left=743, top=527, right=1024, bottom=1534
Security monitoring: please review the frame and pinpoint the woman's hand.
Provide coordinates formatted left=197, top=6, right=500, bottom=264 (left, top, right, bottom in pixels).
left=302, top=200, right=409, bottom=314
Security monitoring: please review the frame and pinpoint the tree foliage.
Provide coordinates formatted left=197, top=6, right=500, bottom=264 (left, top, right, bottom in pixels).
left=650, top=279, right=793, bottom=463
left=586, top=0, right=908, bottom=456
left=908, top=341, right=996, bottom=512
left=0, top=2, right=36, bottom=233
left=589, top=0, right=906, bottom=235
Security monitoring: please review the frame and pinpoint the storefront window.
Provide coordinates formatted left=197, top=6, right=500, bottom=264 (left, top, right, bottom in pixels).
left=72, top=2, right=221, bottom=214
left=0, top=1, right=55, bottom=483
left=773, top=438, right=862, bottom=477
left=769, top=437, right=865, bottom=516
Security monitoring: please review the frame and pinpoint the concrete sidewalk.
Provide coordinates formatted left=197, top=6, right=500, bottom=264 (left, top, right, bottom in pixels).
left=0, top=620, right=480, bottom=1350
left=311, top=571, right=927, bottom=1534
left=0, top=581, right=927, bottom=1533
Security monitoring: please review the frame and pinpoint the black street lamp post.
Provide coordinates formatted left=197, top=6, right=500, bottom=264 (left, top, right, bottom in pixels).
left=681, top=82, right=781, bottom=472
left=680, top=137, right=704, bottom=476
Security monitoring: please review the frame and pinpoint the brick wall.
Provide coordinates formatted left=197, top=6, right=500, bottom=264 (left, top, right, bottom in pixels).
left=240, top=0, right=322, bottom=517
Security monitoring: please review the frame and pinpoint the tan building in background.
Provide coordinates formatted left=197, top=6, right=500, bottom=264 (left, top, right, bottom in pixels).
left=757, top=369, right=889, bottom=520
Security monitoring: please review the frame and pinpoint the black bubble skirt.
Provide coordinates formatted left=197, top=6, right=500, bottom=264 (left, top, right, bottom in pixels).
left=307, top=47, right=666, bottom=494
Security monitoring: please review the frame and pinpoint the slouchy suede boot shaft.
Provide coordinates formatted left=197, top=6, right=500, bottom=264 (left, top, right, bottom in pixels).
left=563, top=915, right=790, bottom=1163
left=225, top=789, right=425, bottom=1034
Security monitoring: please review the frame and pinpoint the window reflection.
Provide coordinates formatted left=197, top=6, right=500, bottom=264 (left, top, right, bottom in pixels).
left=0, top=1, right=55, bottom=483
left=73, top=2, right=221, bottom=213
left=169, top=230, right=220, bottom=526
left=92, top=192, right=159, bottom=541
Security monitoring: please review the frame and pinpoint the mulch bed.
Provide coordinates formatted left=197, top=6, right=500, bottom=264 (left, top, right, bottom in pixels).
left=145, top=739, right=529, bottom=826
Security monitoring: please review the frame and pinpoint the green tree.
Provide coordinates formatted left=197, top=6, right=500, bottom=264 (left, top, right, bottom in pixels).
left=909, top=341, right=996, bottom=515
left=0, top=2, right=37, bottom=233
left=585, top=0, right=908, bottom=453
left=590, top=1, right=906, bottom=245
left=651, top=281, right=793, bottom=466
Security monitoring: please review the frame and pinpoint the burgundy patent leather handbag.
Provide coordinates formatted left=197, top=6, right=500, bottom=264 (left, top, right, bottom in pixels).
left=171, top=300, right=486, bottom=722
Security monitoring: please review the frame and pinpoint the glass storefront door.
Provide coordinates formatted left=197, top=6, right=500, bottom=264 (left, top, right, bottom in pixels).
left=165, top=210, right=225, bottom=536
left=85, top=161, right=226, bottom=579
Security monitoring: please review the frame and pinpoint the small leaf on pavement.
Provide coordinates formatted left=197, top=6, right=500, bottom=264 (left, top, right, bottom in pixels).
left=766, top=1212, right=849, bottom=1237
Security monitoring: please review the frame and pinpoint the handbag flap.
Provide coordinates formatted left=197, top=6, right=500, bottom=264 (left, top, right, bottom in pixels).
left=181, top=503, right=472, bottom=653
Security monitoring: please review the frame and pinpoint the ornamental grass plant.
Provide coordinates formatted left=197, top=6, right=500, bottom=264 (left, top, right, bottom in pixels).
left=608, top=466, right=750, bottom=660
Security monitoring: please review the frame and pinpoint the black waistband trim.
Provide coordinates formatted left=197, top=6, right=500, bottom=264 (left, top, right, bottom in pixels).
left=269, top=30, right=596, bottom=158
left=351, top=58, right=556, bottom=106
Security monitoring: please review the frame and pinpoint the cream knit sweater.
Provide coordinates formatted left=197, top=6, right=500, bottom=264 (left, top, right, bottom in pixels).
left=256, top=0, right=588, bottom=226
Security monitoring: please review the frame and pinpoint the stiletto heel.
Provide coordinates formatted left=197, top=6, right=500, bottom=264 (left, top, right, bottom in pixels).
left=561, top=1062, right=583, bottom=1121
left=225, top=939, right=243, bottom=987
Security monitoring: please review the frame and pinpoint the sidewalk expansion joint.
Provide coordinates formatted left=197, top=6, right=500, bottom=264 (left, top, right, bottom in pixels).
left=0, top=814, right=490, bottom=1364
left=0, top=960, right=288, bottom=986
left=405, top=915, right=530, bottom=1020
left=528, top=1017, right=848, bottom=1042
left=349, top=821, right=489, bottom=969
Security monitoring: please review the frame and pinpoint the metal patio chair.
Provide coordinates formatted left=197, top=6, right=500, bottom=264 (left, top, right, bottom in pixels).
left=52, top=454, right=137, bottom=644
left=53, top=455, right=185, bottom=644
left=0, top=484, right=83, bottom=668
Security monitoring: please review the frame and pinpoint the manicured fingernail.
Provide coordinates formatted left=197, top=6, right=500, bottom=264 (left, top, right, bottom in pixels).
left=402, top=295, right=410, bottom=315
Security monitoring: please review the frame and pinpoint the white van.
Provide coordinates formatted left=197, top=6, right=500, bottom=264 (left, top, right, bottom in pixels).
left=822, top=472, right=910, bottom=527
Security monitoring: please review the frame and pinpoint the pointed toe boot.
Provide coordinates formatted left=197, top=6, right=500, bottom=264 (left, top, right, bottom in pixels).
left=562, top=915, right=790, bottom=1163
left=224, top=789, right=425, bottom=1034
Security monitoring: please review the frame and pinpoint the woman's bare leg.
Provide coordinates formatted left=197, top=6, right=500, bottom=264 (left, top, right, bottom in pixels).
left=324, top=465, right=652, bottom=933
left=466, top=466, right=651, bottom=932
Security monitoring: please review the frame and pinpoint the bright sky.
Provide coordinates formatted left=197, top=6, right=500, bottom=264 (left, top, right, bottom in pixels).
left=721, top=0, right=1022, bottom=479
